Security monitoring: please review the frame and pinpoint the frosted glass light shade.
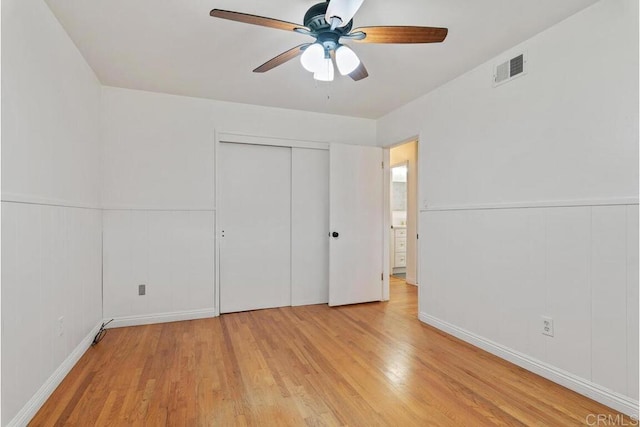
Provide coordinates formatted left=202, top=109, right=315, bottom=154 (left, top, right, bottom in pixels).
left=325, top=0, right=364, bottom=28
left=300, top=43, right=325, bottom=72
left=335, top=45, right=360, bottom=75
left=313, top=58, right=334, bottom=81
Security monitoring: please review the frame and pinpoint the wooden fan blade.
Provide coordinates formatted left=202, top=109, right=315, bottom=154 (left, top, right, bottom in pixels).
left=351, top=26, right=448, bottom=44
left=349, top=61, right=368, bottom=81
left=210, top=9, right=308, bottom=32
left=253, top=44, right=311, bottom=73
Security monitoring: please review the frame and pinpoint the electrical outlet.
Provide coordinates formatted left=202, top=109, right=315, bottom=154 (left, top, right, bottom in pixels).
left=57, top=316, right=64, bottom=336
left=139, top=284, right=146, bottom=296
left=541, top=316, right=554, bottom=337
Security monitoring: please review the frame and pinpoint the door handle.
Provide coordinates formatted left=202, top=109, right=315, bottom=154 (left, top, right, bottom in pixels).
left=332, top=231, right=339, bottom=238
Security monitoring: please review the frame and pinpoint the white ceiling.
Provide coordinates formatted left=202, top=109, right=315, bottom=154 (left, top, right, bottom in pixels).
left=44, top=0, right=599, bottom=118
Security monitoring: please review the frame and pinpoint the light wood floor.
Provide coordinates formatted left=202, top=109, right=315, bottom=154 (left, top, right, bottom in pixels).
left=31, top=277, right=627, bottom=426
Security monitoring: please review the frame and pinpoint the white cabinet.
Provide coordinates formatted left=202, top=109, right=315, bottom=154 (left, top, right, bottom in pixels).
left=392, top=227, right=407, bottom=271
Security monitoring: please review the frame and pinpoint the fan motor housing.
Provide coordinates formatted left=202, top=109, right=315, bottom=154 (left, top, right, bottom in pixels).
left=317, top=32, right=340, bottom=51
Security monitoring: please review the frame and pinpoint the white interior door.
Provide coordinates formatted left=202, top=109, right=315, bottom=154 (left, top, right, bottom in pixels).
left=218, top=143, right=291, bottom=313
left=329, top=143, right=384, bottom=306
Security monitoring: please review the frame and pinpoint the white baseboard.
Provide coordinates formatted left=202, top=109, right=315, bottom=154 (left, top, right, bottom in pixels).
left=406, top=276, right=417, bottom=285
left=7, top=321, right=104, bottom=427
left=108, top=308, right=217, bottom=328
left=292, top=299, right=329, bottom=307
left=418, top=312, right=639, bottom=418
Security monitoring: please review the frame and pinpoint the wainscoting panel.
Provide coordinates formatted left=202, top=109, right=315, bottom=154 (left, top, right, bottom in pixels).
left=419, top=202, right=638, bottom=411
left=102, top=210, right=215, bottom=320
left=1, top=201, right=103, bottom=424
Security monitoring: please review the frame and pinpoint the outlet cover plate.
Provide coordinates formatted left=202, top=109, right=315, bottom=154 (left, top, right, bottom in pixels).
left=541, top=316, right=554, bottom=337
left=57, top=316, right=64, bottom=336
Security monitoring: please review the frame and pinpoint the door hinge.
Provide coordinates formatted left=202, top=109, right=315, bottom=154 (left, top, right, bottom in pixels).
left=417, top=234, right=419, bottom=239
left=381, top=161, right=384, bottom=169
left=381, top=273, right=384, bottom=280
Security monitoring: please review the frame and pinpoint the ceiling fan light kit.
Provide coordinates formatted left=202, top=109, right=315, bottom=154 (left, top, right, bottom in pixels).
left=300, top=43, right=360, bottom=81
left=314, top=58, right=336, bottom=81
left=335, top=45, right=360, bottom=75
left=300, top=43, right=326, bottom=72
left=210, top=0, right=448, bottom=82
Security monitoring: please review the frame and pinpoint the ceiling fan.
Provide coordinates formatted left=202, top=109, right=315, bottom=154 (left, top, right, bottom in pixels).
left=210, top=0, right=448, bottom=82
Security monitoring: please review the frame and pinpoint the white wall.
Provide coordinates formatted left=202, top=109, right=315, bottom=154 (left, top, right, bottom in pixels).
left=390, top=142, right=418, bottom=285
left=378, top=0, right=638, bottom=414
left=101, top=86, right=375, bottom=211
left=2, top=2, right=101, bottom=205
left=1, top=0, right=103, bottom=424
left=421, top=205, right=638, bottom=402
left=1, top=205, right=103, bottom=425
left=103, top=210, right=215, bottom=325
left=101, top=87, right=375, bottom=321
left=379, top=0, right=638, bottom=208
left=101, top=88, right=215, bottom=210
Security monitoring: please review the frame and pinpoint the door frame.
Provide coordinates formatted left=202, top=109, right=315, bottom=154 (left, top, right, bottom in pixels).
left=383, top=135, right=420, bottom=300
left=214, top=131, right=329, bottom=315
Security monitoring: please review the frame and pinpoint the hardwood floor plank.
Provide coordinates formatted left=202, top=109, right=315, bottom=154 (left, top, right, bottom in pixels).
left=29, top=279, right=629, bottom=426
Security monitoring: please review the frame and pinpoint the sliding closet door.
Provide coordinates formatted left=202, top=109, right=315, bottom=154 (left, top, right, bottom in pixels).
left=218, top=143, right=291, bottom=313
left=291, top=148, right=329, bottom=306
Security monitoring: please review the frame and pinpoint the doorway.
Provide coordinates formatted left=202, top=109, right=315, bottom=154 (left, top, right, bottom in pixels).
left=387, top=140, right=418, bottom=287
left=390, top=162, right=408, bottom=279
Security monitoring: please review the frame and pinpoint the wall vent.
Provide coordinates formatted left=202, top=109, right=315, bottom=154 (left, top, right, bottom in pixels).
left=494, top=53, right=527, bottom=86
